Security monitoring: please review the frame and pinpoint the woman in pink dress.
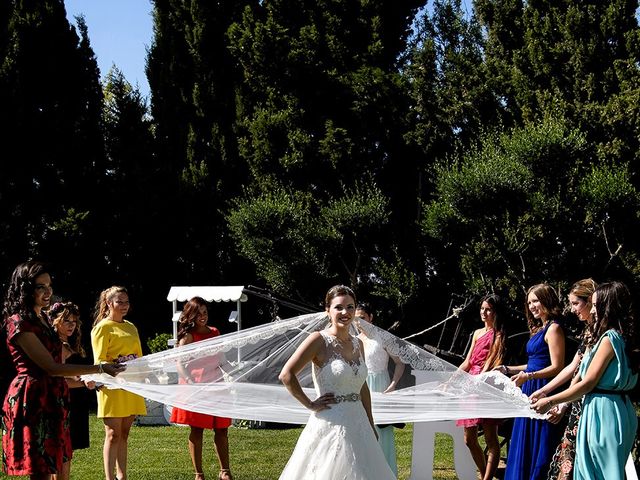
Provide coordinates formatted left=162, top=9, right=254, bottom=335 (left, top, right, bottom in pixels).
left=456, top=294, right=507, bottom=480
left=170, top=297, right=233, bottom=480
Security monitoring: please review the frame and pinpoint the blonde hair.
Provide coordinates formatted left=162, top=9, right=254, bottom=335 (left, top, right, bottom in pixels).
left=569, top=278, right=597, bottom=303
left=93, top=286, right=128, bottom=326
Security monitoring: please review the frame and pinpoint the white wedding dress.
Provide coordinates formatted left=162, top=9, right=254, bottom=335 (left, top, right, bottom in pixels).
left=279, top=331, right=396, bottom=480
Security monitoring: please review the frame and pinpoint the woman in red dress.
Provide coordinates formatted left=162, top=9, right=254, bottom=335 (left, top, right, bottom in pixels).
left=456, top=294, right=507, bottom=480
left=1, top=261, right=123, bottom=480
left=170, top=296, right=233, bottom=480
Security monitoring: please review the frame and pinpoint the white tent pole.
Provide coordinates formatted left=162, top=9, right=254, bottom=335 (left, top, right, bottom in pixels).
left=236, top=298, right=242, bottom=363
left=172, top=300, right=178, bottom=347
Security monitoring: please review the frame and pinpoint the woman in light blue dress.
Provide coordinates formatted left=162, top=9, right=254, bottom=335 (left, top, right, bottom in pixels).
left=532, top=281, right=639, bottom=480
left=356, top=302, right=405, bottom=476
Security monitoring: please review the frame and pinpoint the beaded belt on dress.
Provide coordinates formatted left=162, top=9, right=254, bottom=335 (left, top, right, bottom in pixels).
left=334, top=393, right=360, bottom=403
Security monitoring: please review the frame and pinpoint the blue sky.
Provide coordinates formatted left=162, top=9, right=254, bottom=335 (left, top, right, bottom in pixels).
left=65, top=0, right=154, bottom=98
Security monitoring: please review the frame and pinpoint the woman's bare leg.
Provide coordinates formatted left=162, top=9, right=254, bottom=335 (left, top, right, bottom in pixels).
left=482, top=424, right=501, bottom=480
left=115, top=415, right=135, bottom=480
left=103, top=416, right=135, bottom=480
left=463, top=426, right=487, bottom=476
left=213, top=427, right=231, bottom=476
left=51, top=460, right=71, bottom=480
left=189, top=427, right=205, bottom=474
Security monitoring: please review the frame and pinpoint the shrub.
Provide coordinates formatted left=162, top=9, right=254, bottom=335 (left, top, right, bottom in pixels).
left=147, top=332, right=173, bottom=353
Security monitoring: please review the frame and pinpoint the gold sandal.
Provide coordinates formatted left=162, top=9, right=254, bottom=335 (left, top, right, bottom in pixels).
left=219, top=469, right=233, bottom=480
left=195, top=473, right=205, bottom=480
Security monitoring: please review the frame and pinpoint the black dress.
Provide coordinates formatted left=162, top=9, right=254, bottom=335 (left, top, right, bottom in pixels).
left=66, top=352, right=91, bottom=450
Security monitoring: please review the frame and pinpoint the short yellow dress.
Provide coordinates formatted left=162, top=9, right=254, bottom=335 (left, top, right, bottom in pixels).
left=91, top=319, right=147, bottom=418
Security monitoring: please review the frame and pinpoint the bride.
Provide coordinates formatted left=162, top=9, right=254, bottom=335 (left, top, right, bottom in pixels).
left=278, top=285, right=396, bottom=479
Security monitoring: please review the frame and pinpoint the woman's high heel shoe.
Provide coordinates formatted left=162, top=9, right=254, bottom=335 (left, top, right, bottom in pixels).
left=219, top=469, right=233, bottom=480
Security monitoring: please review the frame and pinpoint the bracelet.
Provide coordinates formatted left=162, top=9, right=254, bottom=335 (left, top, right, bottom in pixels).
left=526, top=371, right=535, bottom=380
left=97, top=363, right=104, bottom=374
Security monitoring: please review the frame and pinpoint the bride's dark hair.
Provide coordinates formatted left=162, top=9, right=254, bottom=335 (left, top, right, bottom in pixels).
left=324, top=285, right=356, bottom=308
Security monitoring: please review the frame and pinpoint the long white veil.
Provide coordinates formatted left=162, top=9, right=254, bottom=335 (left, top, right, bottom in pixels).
left=84, top=312, right=541, bottom=424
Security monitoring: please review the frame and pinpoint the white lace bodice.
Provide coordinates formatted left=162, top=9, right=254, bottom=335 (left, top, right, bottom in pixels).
left=312, top=331, right=367, bottom=396
left=361, top=335, right=390, bottom=374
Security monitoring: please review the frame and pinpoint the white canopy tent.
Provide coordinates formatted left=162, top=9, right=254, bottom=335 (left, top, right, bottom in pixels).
left=167, top=286, right=248, bottom=360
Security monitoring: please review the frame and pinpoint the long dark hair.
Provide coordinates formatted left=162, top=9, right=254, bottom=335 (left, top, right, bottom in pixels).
left=2, top=260, right=49, bottom=322
left=177, top=296, right=208, bottom=341
left=481, top=294, right=507, bottom=371
left=588, top=281, right=639, bottom=373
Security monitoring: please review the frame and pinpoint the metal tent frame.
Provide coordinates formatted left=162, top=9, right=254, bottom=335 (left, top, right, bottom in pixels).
left=166, top=286, right=248, bottom=360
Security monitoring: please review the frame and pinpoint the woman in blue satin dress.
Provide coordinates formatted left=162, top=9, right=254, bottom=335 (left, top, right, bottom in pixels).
left=498, top=284, right=566, bottom=480
left=532, top=281, right=638, bottom=480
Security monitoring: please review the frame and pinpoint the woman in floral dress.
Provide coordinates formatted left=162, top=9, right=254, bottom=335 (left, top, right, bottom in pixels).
left=1, top=261, right=123, bottom=479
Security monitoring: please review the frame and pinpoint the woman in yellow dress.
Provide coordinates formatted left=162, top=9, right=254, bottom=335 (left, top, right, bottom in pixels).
left=91, top=286, right=146, bottom=480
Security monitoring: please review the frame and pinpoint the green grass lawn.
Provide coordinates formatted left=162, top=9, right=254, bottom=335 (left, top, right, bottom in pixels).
left=0, top=415, right=462, bottom=479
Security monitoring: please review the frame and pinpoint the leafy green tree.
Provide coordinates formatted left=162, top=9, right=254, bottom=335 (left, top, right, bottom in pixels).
left=226, top=0, right=423, bottom=314
left=99, top=67, right=155, bottom=273
left=146, top=0, right=252, bottom=284
left=406, top=0, right=501, bottom=163
left=422, top=117, right=640, bottom=299
left=402, top=0, right=510, bottom=316
left=476, top=0, right=640, bottom=165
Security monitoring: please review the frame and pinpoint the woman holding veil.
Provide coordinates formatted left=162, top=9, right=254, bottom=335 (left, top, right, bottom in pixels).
left=356, top=301, right=405, bottom=475
left=278, top=285, right=396, bottom=480
left=170, top=297, right=233, bottom=480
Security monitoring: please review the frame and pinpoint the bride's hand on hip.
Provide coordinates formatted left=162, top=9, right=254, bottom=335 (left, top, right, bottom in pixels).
left=309, top=392, right=336, bottom=411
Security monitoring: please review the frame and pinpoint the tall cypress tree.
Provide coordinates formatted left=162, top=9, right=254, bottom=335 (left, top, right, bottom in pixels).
left=406, top=0, right=500, bottom=169
left=146, top=0, right=251, bottom=284
left=0, top=1, right=105, bottom=287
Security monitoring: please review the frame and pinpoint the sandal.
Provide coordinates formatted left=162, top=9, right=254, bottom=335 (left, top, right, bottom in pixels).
left=195, top=473, right=205, bottom=480
left=219, top=469, right=233, bottom=480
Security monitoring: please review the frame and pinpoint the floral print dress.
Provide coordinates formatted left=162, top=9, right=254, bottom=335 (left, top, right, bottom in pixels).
left=546, top=344, right=585, bottom=480
left=2, top=313, right=71, bottom=475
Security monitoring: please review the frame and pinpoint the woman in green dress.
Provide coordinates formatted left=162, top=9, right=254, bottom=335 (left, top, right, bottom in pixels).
left=531, top=281, right=638, bottom=480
